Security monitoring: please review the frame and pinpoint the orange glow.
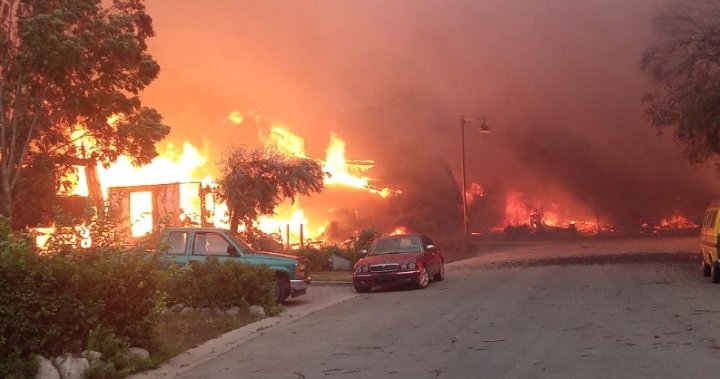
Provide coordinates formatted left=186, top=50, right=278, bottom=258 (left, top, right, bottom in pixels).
left=322, top=132, right=400, bottom=197
left=265, top=125, right=307, bottom=158
left=498, top=189, right=598, bottom=233
left=59, top=120, right=398, bottom=245
left=660, top=212, right=698, bottom=228
left=390, top=226, right=410, bottom=235
left=465, top=182, right=484, bottom=205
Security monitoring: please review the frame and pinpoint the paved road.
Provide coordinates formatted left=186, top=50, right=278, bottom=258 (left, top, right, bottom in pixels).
left=141, top=237, right=720, bottom=378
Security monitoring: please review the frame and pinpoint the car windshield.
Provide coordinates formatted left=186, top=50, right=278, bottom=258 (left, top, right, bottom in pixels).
left=369, top=236, right=422, bottom=255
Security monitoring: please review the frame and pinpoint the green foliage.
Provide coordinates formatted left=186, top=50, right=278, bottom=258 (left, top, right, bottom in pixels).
left=293, top=235, right=376, bottom=272
left=351, top=227, right=380, bottom=252
left=0, top=213, right=163, bottom=377
left=217, top=145, right=325, bottom=232
left=85, top=327, right=152, bottom=379
left=0, top=0, right=169, bottom=224
left=0, top=211, right=280, bottom=377
left=161, top=259, right=276, bottom=310
left=641, top=0, right=720, bottom=165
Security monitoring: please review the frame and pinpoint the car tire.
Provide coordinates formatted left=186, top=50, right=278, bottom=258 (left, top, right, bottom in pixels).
left=353, top=282, right=372, bottom=293
left=416, top=266, right=429, bottom=289
left=712, top=263, right=720, bottom=284
left=433, top=261, right=445, bottom=282
left=703, top=257, right=711, bottom=277
left=272, top=275, right=290, bottom=302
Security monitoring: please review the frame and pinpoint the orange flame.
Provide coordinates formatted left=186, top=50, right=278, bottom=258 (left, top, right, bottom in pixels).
left=660, top=212, right=698, bottom=229
left=59, top=121, right=399, bottom=245
left=389, top=226, right=410, bottom=235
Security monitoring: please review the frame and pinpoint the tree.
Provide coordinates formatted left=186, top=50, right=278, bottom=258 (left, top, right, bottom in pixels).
left=641, top=0, right=720, bottom=165
left=217, top=145, right=326, bottom=233
left=0, top=0, right=170, bottom=227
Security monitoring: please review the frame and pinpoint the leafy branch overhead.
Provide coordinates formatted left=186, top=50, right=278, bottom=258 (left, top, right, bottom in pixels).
left=641, top=0, right=720, bottom=165
left=217, top=145, right=326, bottom=233
left=0, top=0, right=169, bottom=227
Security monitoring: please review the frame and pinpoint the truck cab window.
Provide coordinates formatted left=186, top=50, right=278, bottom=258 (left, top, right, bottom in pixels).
left=195, top=232, right=231, bottom=256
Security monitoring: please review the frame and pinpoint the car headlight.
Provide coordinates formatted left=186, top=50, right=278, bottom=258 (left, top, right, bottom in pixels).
left=401, top=263, right=408, bottom=270
left=408, top=262, right=417, bottom=270
left=362, top=265, right=369, bottom=273
left=355, top=266, right=363, bottom=273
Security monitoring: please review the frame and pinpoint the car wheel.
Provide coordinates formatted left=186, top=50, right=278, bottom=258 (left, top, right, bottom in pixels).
left=416, top=266, right=429, bottom=289
left=703, top=257, right=711, bottom=277
left=271, top=275, right=290, bottom=302
left=353, top=282, right=372, bottom=293
left=712, top=263, right=720, bottom=284
left=433, top=261, right=445, bottom=282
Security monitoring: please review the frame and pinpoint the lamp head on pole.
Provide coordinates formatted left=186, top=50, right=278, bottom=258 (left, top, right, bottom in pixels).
left=476, top=117, right=491, bottom=134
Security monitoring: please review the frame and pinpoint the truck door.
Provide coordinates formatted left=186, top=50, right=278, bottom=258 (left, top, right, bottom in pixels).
left=191, top=231, right=238, bottom=264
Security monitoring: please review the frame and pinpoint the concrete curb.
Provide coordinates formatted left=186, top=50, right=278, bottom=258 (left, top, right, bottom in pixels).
left=127, top=289, right=359, bottom=379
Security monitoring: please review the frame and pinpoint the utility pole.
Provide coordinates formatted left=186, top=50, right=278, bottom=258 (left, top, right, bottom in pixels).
left=460, top=115, right=490, bottom=236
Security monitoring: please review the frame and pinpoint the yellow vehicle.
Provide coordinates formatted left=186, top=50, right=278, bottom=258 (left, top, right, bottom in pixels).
left=700, top=201, right=720, bottom=283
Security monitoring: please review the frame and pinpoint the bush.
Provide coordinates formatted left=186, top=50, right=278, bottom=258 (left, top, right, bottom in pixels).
left=0, top=219, right=164, bottom=378
left=293, top=244, right=368, bottom=271
left=161, top=259, right=276, bottom=310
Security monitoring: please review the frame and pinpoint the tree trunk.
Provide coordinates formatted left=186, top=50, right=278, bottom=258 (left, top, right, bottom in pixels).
left=0, top=170, right=13, bottom=227
left=84, top=163, right=104, bottom=220
left=230, top=212, right=240, bottom=233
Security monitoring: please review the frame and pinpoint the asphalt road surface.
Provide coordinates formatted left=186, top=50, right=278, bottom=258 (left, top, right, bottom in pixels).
left=154, top=237, right=720, bottom=378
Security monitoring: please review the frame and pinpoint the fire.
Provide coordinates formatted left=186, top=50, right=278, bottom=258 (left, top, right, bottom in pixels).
left=465, top=182, right=484, bottom=205
left=498, top=189, right=598, bottom=233
left=57, top=121, right=398, bottom=246
left=390, top=226, right=410, bottom=235
left=660, top=212, right=698, bottom=229
left=264, top=125, right=307, bottom=158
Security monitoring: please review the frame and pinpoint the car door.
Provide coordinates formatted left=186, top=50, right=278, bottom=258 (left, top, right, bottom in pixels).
left=422, top=235, right=441, bottom=274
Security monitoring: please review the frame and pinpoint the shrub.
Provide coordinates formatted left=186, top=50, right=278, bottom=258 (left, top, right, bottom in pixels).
left=161, top=259, right=276, bottom=310
left=0, top=217, right=164, bottom=378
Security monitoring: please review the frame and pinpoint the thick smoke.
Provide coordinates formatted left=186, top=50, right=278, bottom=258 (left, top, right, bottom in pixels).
left=141, top=0, right=720, bottom=236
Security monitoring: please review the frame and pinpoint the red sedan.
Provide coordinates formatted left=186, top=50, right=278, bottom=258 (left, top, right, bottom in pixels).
left=352, top=233, right=445, bottom=293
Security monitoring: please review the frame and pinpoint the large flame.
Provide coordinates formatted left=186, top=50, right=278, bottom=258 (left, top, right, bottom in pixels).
left=60, top=122, right=398, bottom=245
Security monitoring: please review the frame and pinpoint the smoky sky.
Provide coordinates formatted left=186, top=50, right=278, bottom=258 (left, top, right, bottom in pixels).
left=140, top=0, right=720, bottom=233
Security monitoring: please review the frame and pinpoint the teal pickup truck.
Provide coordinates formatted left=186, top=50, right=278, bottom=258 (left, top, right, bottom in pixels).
left=158, top=227, right=311, bottom=302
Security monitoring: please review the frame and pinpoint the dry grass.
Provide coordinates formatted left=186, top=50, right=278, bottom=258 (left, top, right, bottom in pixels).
left=153, top=309, right=263, bottom=361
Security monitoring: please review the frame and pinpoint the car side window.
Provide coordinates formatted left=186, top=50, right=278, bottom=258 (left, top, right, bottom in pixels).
left=167, top=231, right=187, bottom=255
left=194, top=232, right=231, bottom=256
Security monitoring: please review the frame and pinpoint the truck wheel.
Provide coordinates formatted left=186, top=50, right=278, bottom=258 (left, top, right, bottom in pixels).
left=712, top=263, right=720, bottom=284
left=703, top=258, right=711, bottom=277
left=271, top=275, right=290, bottom=302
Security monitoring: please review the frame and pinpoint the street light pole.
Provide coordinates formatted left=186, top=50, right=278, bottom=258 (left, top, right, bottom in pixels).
left=460, top=115, right=469, bottom=236
left=460, top=115, right=490, bottom=236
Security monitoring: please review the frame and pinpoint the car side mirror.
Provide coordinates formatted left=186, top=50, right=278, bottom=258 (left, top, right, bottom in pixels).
left=227, top=246, right=240, bottom=257
left=360, top=249, right=368, bottom=257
